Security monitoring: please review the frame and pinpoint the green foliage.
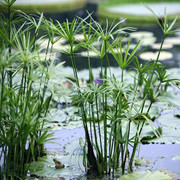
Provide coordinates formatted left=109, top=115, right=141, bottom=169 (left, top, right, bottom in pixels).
left=0, top=1, right=179, bottom=179
left=62, top=5, right=180, bottom=177
left=0, top=2, right=66, bottom=179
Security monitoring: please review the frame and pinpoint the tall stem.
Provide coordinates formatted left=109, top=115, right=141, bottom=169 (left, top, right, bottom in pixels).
left=91, top=104, right=100, bottom=157
left=70, top=43, right=99, bottom=174
left=87, top=50, right=93, bottom=83
left=129, top=35, right=166, bottom=171
left=0, top=68, right=5, bottom=122
left=95, top=94, right=103, bottom=155
left=149, top=35, right=166, bottom=83
left=121, top=69, right=124, bottom=83
left=103, top=41, right=108, bottom=173
left=8, top=4, right=12, bottom=89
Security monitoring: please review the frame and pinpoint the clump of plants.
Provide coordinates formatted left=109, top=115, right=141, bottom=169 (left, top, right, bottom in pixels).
left=0, top=0, right=67, bottom=179
left=0, top=0, right=179, bottom=179
left=55, top=6, right=180, bottom=178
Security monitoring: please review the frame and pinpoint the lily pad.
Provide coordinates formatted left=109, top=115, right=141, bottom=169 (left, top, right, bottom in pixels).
left=172, top=155, right=180, bottom=160
left=36, top=52, right=57, bottom=61
left=141, top=127, right=162, bottom=143
left=37, top=38, right=65, bottom=50
left=158, top=113, right=180, bottom=129
left=28, top=155, right=84, bottom=178
left=139, top=51, right=173, bottom=61
left=164, top=37, right=180, bottom=45
left=44, top=106, right=83, bottom=130
left=135, top=158, right=153, bottom=167
left=74, top=34, right=85, bottom=41
left=80, top=51, right=99, bottom=57
left=140, top=37, right=157, bottom=46
left=151, top=43, right=173, bottom=50
left=105, top=3, right=180, bottom=17
left=118, top=170, right=172, bottom=180
left=65, top=138, right=85, bottom=155
left=130, top=31, right=154, bottom=39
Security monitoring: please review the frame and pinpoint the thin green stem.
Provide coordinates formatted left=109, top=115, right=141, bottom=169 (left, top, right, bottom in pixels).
left=87, top=50, right=93, bottom=83
left=89, top=103, right=93, bottom=141
left=8, top=4, right=12, bottom=89
left=103, top=41, right=108, bottom=173
left=95, top=93, right=103, bottom=155
left=122, top=121, right=131, bottom=174
left=91, top=104, right=100, bottom=157
left=0, top=68, right=5, bottom=122
left=129, top=35, right=165, bottom=169
left=121, top=69, right=124, bottom=83
left=149, top=35, right=166, bottom=83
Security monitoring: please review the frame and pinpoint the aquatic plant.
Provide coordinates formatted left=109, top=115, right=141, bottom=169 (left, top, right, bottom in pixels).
left=58, top=7, right=180, bottom=178
left=0, top=0, right=179, bottom=179
left=0, top=0, right=66, bottom=178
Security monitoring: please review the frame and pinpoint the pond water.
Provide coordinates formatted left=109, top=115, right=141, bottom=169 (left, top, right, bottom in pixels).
left=1, top=2, right=180, bottom=179
left=45, top=132, right=180, bottom=178
left=40, top=67, right=180, bottom=179
left=139, top=144, right=180, bottom=174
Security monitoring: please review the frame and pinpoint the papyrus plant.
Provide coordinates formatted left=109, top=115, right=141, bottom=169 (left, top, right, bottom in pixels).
left=62, top=8, right=180, bottom=177
left=0, top=1, right=63, bottom=178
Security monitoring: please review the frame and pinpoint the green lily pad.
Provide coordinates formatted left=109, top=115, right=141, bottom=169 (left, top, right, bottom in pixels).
left=80, top=50, right=99, bottom=57
left=161, top=93, right=180, bottom=107
left=118, top=170, right=172, bottom=180
left=139, top=51, right=173, bottom=61
left=65, top=138, right=85, bottom=155
left=130, top=31, right=154, bottom=39
left=158, top=114, right=180, bottom=129
left=149, top=126, right=180, bottom=144
left=172, top=155, right=180, bottom=160
left=44, top=106, right=83, bottom=130
left=140, top=37, right=157, bottom=46
left=134, top=158, right=153, bottom=167
left=151, top=43, right=173, bottom=50
left=141, top=127, right=162, bottom=142
left=74, top=34, right=85, bottom=41
left=28, top=155, right=84, bottom=178
left=164, top=37, right=180, bottom=45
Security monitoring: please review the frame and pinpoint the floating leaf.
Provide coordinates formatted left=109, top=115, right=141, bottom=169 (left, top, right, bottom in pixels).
left=74, top=34, right=85, bottom=41
left=118, top=170, right=172, bottom=180
left=65, top=139, right=84, bottom=155
left=172, top=155, right=180, bottom=160
left=28, top=155, right=84, bottom=178
left=140, top=37, right=157, bottom=46
left=151, top=43, right=173, bottom=50
left=164, top=37, right=180, bottom=45
left=130, top=31, right=154, bottom=39
left=134, top=158, right=152, bottom=167
left=80, top=51, right=98, bottom=57
left=141, top=127, right=162, bottom=142
left=139, top=51, right=173, bottom=61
